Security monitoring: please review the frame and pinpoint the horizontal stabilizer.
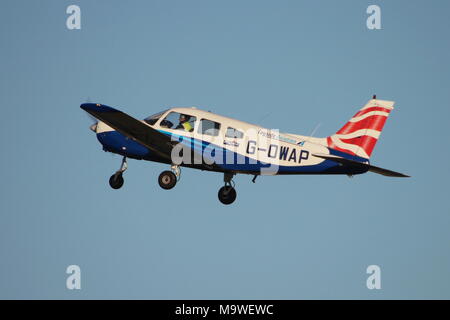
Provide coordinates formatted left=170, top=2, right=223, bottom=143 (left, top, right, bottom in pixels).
left=313, top=153, right=410, bottom=178
left=364, top=163, right=410, bottom=177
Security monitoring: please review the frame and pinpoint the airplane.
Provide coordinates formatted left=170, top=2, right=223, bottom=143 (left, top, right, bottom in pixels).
left=81, top=95, right=409, bottom=205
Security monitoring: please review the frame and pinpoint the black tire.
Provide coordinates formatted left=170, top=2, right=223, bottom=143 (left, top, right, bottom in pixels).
left=158, top=171, right=177, bottom=190
left=109, top=173, right=124, bottom=189
left=218, top=186, right=237, bottom=205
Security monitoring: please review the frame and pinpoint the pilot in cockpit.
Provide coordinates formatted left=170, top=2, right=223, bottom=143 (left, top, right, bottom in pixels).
left=176, top=114, right=193, bottom=132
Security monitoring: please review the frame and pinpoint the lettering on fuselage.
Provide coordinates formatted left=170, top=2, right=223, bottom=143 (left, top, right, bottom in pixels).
left=246, top=140, right=309, bottom=164
left=223, top=140, right=239, bottom=147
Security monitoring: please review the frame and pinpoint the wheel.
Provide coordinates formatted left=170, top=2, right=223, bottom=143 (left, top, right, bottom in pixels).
left=109, top=173, right=124, bottom=189
left=218, top=186, right=237, bottom=205
left=158, top=171, right=177, bottom=190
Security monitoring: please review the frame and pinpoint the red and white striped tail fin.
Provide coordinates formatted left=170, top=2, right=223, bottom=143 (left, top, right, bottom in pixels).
left=327, top=97, right=395, bottom=159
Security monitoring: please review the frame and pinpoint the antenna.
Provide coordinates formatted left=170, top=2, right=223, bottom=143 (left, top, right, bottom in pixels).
left=309, top=122, right=322, bottom=137
left=257, top=111, right=272, bottom=127
left=300, top=122, right=322, bottom=146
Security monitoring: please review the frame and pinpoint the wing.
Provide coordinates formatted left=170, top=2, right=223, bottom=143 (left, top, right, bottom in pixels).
left=81, top=103, right=175, bottom=160
left=313, top=153, right=410, bottom=178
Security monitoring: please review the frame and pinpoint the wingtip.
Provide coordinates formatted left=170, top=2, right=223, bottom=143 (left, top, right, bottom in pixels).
left=80, top=103, right=118, bottom=113
left=80, top=103, right=96, bottom=111
left=393, top=172, right=411, bottom=178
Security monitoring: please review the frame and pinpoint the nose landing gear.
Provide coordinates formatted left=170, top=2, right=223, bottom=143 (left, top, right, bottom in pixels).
left=109, top=156, right=127, bottom=190
left=218, top=173, right=237, bottom=205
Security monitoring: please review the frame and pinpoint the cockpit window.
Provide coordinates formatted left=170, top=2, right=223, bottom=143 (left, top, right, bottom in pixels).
left=160, top=112, right=197, bottom=132
left=144, top=110, right=168, bottom=126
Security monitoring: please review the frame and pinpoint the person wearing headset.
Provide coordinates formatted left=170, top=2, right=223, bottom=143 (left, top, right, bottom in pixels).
left=176, top=114, right=193, bottom=132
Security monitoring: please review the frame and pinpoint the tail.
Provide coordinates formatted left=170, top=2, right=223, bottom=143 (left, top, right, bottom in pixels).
left=326, top=96, right=394, bottom=159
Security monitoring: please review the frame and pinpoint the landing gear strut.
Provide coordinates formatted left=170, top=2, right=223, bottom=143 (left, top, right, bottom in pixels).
left=109, top=156, right=127, bottom=189
left=218, top=172, right=237, bottom=205
left=158, top=164, right=180, bottom=190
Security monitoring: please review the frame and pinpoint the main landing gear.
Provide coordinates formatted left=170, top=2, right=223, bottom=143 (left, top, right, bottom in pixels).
left=109, top=156, right=127, bottom=189
left=108, top=159, right=237, bottom=205
left=158, top=165, right=180, bottom=190
left=218, top=173, right=237, bottom=205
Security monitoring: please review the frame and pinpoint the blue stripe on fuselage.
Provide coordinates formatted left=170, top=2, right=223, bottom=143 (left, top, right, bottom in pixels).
left=95, top=129, right=368, bottom=175
left=158, top=130, right=367, bottom=175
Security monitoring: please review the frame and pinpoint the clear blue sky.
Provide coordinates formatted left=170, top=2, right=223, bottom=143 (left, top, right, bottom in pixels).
left=1, top=0, right=449, bottom=299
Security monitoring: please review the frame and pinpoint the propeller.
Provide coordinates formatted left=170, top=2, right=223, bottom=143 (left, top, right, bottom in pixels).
left=89, top=121, right=98, bottom=132
left=85, top=113, right=98, bottom=131
left=83, top=97, right=98, bottom=132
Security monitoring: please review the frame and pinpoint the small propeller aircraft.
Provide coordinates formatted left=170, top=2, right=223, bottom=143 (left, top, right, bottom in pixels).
left=81, top=95, right=409, bottom=205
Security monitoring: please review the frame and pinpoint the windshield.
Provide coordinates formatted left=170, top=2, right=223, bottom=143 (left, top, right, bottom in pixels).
left=143, top=109, right=168, bottom=126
